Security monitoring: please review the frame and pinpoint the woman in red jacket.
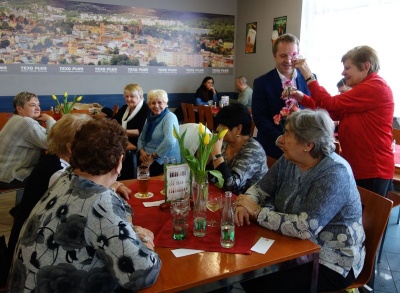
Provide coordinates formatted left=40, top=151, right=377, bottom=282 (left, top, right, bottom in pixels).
left=288, top=45, right=394, bottom=197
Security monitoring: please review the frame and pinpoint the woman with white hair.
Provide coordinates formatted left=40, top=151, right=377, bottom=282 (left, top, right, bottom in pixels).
left=137, top=89, right=181, bottom=176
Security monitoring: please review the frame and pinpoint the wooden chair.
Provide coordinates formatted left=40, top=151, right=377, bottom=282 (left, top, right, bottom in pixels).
left=376, top=190, right=400, bottom=263
left=181, top=103, right=196, bottom=124
left=392, top=128, right=400, bottom=143
left=346, top=186, right=392, bottom=292
left=70, top=109, right=90, bottom=114
left=197, top=105, right=214, bottom=132
left=0, top=112, right=12, bottom=131
left=266, top=156, right=277, bottom=169
left=334, top=140, right=342, bottom=155
left=113, top=104, right=119, bottom=117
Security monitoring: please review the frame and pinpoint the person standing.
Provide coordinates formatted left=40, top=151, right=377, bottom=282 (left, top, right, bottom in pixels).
left=234, top=76, right=253, bottom=110
left=291, top=45, right=394, bottom=197
left=252, top=34, right=314, bottom=161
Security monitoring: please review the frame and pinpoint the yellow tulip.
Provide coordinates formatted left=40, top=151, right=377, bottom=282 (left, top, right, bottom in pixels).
left=203, top=133, right=210, bottom=145
left=76, top=96, right=83, bottom=102
left=198, top=123, right=205, bottom=135
left=64, top=92, right=68, bottom=98
left=219, top=129, right=228, bottom=139
left=173, top=128, right=178, bottom=139
left=51, top=95, right=58, bottom=101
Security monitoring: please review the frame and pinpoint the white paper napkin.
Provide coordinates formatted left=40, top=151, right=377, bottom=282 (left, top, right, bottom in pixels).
left=143, top=200, right=165, bottom=207
left=251, top=237, right=274, bottom=254
left=171, top=248, right=204, bottom=257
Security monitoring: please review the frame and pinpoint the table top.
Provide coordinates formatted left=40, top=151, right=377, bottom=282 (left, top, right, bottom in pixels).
left=121, top=177, right=320, bottom=293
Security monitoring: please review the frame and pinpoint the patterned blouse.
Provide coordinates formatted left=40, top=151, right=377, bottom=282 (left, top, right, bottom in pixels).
left=9, top=168, right=161, bottom=292
left=212, top=138, right=267, bottom=195
left=245, top=152, right=365, bottom=278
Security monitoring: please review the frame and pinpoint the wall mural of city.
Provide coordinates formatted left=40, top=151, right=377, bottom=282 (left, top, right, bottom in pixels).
left=0, top=0, right=235, bottom=76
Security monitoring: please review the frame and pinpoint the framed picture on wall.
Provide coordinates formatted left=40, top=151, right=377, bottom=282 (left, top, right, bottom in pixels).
left=272, top=16, right=287, bottom=43
left=245, top=22, right=257, bottom=54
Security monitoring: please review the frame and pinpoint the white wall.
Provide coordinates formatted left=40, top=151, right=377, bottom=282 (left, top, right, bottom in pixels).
left=0, top=0, right=237, bottom=97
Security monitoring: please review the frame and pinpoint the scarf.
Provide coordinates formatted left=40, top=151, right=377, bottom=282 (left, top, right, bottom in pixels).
left=121, top=100, right=144, bottom=130
left=144, top=108, right=169, bottom=143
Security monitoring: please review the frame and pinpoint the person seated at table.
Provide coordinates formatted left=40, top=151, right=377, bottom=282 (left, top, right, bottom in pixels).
left=232, top=76, right=253, bottom=110
left=209, top=103, right=267, bottom=194
left=0, top=91, right=56, bottom=189
left=235, top=109, right=365, bottom=293
left=138, top=89, right=181, bottom=176
left=195, top=76, right=219, bottom=106
left=6, top=114, right=134, bottom=285
left=8, top=118, right=161, bottom=292
left=114, top=83, right=151, bottom=179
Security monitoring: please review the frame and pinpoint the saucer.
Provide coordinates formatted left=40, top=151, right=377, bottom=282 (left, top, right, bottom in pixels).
left=134, top=192, right=154, bottom=199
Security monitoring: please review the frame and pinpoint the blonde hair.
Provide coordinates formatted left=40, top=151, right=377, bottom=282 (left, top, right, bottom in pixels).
left=147, top=89, right=168, bottom=104
left=123, top=83, right=143, bottom=99
left=47, top=114, right=92, bottom=157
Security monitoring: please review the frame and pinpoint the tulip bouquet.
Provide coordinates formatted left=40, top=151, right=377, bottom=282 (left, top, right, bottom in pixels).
left=173, top=123, right=228, bottom=188
left=52, top=92, right=83, bottom=114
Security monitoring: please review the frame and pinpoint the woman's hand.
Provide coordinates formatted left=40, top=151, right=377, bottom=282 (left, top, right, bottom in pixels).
left=234, top=195, right=260, bottom=226
left=293, top=59, right=313, bottom=80
left=211, top=137, right=223, bottom=157
left=110, top=182, right=132, bottom=200
left=139, top=149, right=152, bottom=164
left=135, top=226, right=155, bottom=250
left=36, top=113, right=55, bottom=122
left=281, top=87, right=305, bottom=103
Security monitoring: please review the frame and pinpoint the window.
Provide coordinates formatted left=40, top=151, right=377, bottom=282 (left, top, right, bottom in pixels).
left=300, top=0, right=400, bottom=116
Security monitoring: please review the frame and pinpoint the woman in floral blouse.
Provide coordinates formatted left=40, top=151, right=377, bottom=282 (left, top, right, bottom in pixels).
left=235, top=109, right=365, bottom=292
left=9, top=118, right=161, bottom=292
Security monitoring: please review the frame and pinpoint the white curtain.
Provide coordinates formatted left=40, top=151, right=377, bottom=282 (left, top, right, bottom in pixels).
left=300, top=0, right=400, bottom=116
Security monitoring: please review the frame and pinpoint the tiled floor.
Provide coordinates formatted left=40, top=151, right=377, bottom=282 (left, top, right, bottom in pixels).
left=1, top=191, right=399, bottom=292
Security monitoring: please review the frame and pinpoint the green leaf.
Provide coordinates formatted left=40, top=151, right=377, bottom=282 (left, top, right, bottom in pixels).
left=209, top=170, right=224, bottom=188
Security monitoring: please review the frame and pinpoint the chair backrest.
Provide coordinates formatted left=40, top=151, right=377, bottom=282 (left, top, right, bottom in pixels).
left=181, top=103, right=196, bottom=124
left=0, top=112, right=12, bottom=131
left=70, top=109, right=90, bottom=114
left=392, top=128, right=400, bottom=143
left=197, top=105, right=214, bottom=132
left=347, top=186, right=393, bottom=289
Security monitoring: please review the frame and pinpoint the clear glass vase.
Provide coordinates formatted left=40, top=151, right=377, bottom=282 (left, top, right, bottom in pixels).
left=192, top=173, right=208, bottom=237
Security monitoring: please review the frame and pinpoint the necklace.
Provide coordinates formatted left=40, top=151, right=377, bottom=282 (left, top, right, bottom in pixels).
left=225, top=137, right=249, bottom=161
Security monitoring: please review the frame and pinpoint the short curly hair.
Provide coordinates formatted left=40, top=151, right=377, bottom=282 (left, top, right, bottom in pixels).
left=13, top=91, right=37, bottom=114
left=70, top=118, right=127, bottom=175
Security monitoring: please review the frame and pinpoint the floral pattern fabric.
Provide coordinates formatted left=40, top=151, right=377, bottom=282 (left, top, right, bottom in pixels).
left=245, top=152, right=365, bottom=278
left=9, top=168, right=161, bottom=292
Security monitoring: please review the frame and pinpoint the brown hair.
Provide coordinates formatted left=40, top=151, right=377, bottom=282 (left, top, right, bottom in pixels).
left=272, top=33, right=300, bottom=57
left=341, top=45, right=380, bottom=74
left=13, top=91, right=37, bottom=114
left=70, top=118, right=127, bottom=175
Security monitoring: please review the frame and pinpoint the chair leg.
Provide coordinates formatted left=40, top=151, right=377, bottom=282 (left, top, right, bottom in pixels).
left=132, top=150, right=137, bottom=179
left=377, top=225, right=387, bottom=263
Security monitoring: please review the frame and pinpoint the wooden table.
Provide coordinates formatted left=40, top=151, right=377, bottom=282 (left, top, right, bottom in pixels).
left=121, top=178, right=321, bottom=293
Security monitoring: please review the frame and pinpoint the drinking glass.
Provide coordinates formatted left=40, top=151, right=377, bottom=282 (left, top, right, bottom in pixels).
left=170, top=197, right=190, bottom=240
left=207, top=192, right=223, bottom=227
left=137, top=165, right=150, bottom=197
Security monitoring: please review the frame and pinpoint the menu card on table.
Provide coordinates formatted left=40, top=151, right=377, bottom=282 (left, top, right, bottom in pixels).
left=164, top=163, right=190, bottom=202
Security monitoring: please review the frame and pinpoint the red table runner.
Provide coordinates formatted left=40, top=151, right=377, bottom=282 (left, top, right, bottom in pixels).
left=127, top=179, right=258, bottom=254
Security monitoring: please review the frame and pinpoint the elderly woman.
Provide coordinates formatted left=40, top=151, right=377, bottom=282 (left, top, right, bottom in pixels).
left=235, top=109, right=365, bottom=292
left=9, top=118, right=161, bottom=292
left=290, top=45, right=394, bottom=197
left=0, top=91, right=56, bottom=189
left=138, top=89, right=181, bottom=176
left=209, top=103, right=267, bottom=194
left=195, top=76, right=219, bottom=106
left=114, top=83, right=151, bottom=179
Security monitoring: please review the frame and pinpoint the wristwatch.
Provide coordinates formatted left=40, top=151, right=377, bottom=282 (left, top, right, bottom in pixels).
left=212, top=154, right=223, bottom=161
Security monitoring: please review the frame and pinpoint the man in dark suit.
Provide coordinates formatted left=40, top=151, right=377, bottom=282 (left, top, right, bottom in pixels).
left=252, top=34, right=314, bottom=160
